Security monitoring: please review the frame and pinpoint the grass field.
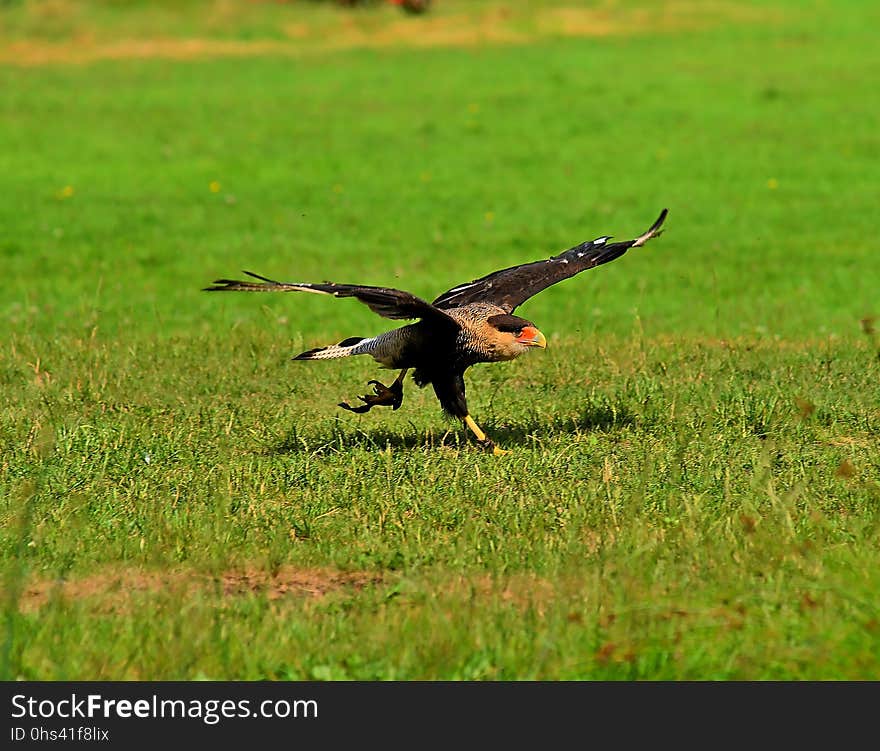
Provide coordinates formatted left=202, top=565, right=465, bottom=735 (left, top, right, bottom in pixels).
left=1, top=0, right=879, bottom=680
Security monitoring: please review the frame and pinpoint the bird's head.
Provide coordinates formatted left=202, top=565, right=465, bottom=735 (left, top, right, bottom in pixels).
left=486, top=314, right=547, bottom=360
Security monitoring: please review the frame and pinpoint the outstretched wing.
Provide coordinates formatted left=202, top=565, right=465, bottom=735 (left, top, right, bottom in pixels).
left=432, top=209, right=668, bottom=313
left=204, top=271, right=458, bottom=326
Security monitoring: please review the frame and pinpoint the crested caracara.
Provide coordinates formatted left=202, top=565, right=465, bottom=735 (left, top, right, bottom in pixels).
left=205, top=209, right=667, bottom=454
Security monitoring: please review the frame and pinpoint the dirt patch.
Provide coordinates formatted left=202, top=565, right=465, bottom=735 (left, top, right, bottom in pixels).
left=219, top=566, right=377, bottom=599
left=542, top=1, right=777, bottom=37
left=1, top=38, right=296, bottom=67
left=326, top=12, right=528, bottom=50
left=0, top=3, right=780, bottom=67
left=18, top=565, right=380, bottom=614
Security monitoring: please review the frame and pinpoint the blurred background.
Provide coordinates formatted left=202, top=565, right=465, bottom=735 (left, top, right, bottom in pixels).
left=3, top=1, right=880, bottom=683
left=1, top=0, right=876, bottom=341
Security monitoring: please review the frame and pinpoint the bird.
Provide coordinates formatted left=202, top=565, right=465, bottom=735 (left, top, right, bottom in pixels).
left=204, top=209, right=667, bottom=455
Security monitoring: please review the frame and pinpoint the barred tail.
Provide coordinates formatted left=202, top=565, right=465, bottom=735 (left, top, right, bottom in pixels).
left=293, top=336, right=373, bottom=361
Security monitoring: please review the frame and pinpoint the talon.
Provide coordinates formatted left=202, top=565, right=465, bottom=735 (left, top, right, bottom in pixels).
left=338, top=373, right=406, bottom=413
left=388, top=379, right=404, bottom=410
left=477, top=438, right=508, bottom=456
left=338, top=401, right=372, bottom=414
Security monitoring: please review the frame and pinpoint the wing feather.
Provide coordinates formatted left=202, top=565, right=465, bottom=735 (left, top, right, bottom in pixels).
left=432, top=209, right=667, bottom=312
left=204, top=271, right=458, bottom=326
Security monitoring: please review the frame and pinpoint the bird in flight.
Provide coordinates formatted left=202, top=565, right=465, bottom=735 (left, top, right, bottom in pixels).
left=205, top=209, right=667, bottom=454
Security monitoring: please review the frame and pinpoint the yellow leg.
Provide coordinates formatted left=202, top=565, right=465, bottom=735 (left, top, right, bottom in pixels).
left=464, top=415, right=509, bottom=456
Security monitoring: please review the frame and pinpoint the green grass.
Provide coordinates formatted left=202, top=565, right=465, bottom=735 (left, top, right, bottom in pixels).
left=2, top=0, right=879, bottom=680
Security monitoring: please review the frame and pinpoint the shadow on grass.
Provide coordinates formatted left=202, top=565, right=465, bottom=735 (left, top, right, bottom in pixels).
left=486, top=401, right=637, bottom=447
left=271, top=399, right=637, bottom=455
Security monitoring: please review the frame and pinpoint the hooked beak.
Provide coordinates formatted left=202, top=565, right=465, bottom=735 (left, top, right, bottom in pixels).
left=517, top=326, right=547, bottom=349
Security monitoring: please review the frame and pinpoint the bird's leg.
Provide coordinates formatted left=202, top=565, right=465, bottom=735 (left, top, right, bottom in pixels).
left=339, top=369, right=407, bottom=413
left=464, top=415, right=509, bottom=456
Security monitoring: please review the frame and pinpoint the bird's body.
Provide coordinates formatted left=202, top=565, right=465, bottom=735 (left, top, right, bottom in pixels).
left=205, top=209, right=668, bottom=453
left=296, top=303, right=528, bottom=368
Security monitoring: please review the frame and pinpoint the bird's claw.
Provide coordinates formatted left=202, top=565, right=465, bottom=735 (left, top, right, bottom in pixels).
left=338, top=378, right=404, bottom=413
left=478, top=438, right=509, bottom=456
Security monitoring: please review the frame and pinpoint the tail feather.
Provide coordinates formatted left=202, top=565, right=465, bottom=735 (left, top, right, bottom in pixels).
left=293, top=336, right=371, bottom=361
